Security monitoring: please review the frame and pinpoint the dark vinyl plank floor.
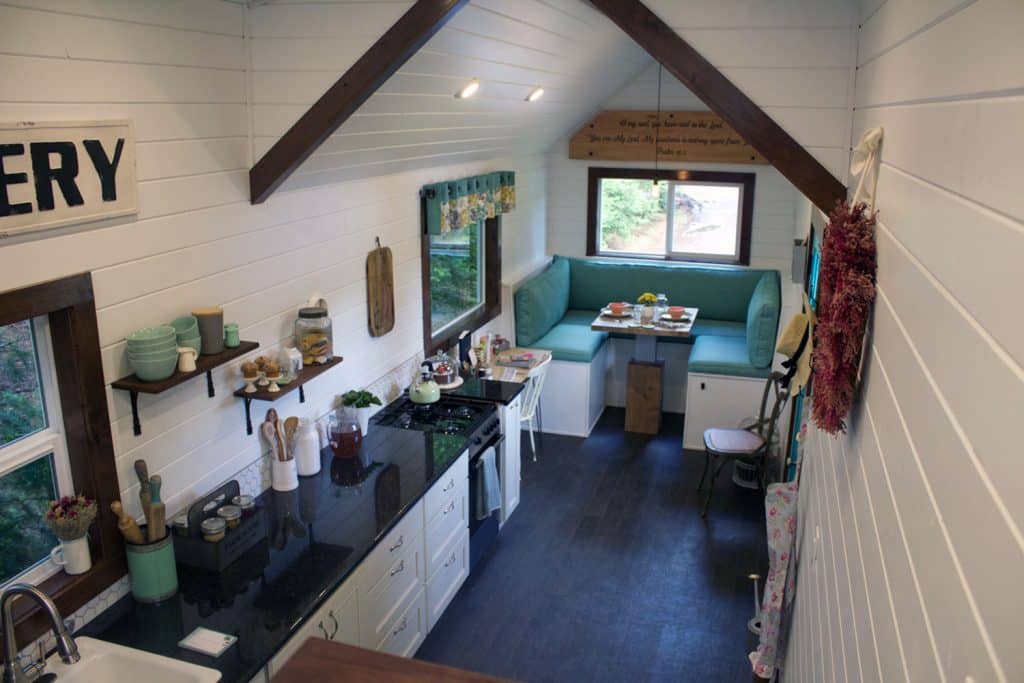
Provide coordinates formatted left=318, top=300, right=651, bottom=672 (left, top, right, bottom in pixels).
left=416, top=408, right=767, bottom=683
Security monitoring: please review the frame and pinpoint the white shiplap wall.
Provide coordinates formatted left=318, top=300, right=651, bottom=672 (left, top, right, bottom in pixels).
left=250, top=0, right=649, bottom=193
left=644, top=0, right=858, bottom=183
left=0, top=0, right=548, bottom=525
left=784, top=1, right=1024, bottom=682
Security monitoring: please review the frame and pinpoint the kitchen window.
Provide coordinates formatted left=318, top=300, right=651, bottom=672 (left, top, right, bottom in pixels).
left=0, top=318, right=74, bottom=587
left=586, top=168, right=755, bottom=265
left=421, top=216, right=501, bottom=355
left=0, top=273, right=124, bottom=644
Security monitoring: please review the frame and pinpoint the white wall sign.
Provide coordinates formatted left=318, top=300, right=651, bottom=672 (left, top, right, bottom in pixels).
left=0, top=120, right=137, bottom=238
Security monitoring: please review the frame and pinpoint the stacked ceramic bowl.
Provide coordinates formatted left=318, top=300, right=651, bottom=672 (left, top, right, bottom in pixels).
left=170, top=315, right=202, bottom=354
left=126, top=326, right=178, bottom=381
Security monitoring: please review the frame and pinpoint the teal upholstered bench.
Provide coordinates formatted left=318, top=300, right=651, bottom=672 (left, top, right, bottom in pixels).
left=513, top=256, right=781, bottom=437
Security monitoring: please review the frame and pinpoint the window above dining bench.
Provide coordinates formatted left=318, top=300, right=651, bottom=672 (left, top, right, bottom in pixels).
left=586, top=167, right=755, bottom=266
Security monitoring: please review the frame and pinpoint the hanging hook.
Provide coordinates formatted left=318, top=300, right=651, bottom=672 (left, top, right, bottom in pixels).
left=375, top=236, right=382, bottom=249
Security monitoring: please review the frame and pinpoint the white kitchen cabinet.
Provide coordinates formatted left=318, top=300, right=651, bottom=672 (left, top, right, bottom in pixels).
left=682, top=372, right=767, bottom=450
left=267, top=574, right=358, bottom=678
left=424, top=467, right=468, bottom=578
left=498, top=396, right=522, bottom=526
left=375, top=586, right=428, bottom=658
left=426, top=528, right=469, bottom=631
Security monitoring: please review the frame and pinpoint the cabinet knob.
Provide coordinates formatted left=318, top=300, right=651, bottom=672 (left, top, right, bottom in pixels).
left=392, top=617, right=408, bottom=637
left=327, top=610, right=339, bottom=640
left=443, top=500, right=456, bottom=515
left=700, top=382, right=706, bottom=390
left=444, top=552, right=457, bottom=568
left=390, top=559, right=405, bottom=577
left=389, top=535, right=403, bottom=552
left=443, top=479, right=455, bottom=492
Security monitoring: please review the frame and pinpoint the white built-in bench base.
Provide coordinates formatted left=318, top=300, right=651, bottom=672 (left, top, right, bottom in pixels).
left=536, top=343, right=608, bottom=437
left=681, top=372, right=767, bottom=450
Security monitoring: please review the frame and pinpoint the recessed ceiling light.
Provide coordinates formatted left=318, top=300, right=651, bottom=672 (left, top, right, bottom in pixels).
left=526, top=87, right=545, bottom=102
left=455, top=80, right=480, bottom=99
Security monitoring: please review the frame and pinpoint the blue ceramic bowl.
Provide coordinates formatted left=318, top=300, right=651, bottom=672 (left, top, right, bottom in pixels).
left=129, top=354, right=178, bottom=382
left=169, top=316, right=198, bottom=336
left=127, top=346, right=178, bottom=362
left=127, top=338, right=178, bottom=355
left=126, top=326, right=176, bottom=343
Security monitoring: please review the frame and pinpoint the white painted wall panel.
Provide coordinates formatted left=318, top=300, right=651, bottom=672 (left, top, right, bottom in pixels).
left=0, top=0, right=549, bottom=540
left=785, top=1, right=1024, bottom=681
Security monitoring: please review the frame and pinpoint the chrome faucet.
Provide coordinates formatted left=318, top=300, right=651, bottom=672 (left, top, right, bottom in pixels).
left=1, top=584, right=79, bottom=683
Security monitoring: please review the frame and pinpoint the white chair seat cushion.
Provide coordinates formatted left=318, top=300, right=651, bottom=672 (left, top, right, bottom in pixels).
left=703, top=427, right=765, bottom=455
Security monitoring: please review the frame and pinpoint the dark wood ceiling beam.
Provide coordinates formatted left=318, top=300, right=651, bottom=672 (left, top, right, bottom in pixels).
left=588, top=0, right=847, bottom=213
left=249, top=0, right=469, bottom=204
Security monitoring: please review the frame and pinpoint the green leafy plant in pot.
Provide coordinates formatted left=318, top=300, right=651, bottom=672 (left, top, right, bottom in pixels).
left=341, top=390, right=382, bottom=436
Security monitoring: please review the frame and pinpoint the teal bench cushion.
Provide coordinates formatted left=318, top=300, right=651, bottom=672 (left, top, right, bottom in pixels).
left=563, top=257, right=765, bottom=323
left=532, top=322, right=608, bottom=363
left=689, top=335, right=771, bottom=378
left=514, top=259, right=569, bottom=346
left=746, top=272, right=781, bottom=368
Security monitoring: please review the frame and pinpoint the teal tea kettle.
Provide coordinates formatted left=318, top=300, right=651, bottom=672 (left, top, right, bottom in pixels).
left=409, top=361, right=440, bottom=404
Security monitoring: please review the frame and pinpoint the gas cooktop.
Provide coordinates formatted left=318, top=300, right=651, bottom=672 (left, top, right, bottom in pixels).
left=371, top=396, right=495, bottom=436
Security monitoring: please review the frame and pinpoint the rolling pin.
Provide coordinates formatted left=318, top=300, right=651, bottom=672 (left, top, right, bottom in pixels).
left=134, top=460, right=152, bottom=528
left=110, top=501, right=145, bottom=545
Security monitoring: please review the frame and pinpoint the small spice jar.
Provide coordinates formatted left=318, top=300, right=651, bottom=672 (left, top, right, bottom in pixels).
left=201, top=517, right=226, bottom=543
left=172, top=514, right=189, bottom=537
left=232, top=495, right=255, bottom=519
left=294, top=307, right=332, bottom=365
left=217, top=505, right=242, bottom=529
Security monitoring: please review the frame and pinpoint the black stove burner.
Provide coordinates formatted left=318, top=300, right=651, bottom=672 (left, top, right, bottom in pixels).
left=371, top=396, right=494, bottom=438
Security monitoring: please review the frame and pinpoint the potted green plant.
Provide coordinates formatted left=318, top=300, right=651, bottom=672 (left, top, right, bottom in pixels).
left=44, top=494, right=98, bottom=575
left=341, top=389, right=382, bottom=436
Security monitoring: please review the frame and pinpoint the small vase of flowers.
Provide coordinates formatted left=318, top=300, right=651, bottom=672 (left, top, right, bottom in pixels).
left=341, top=390, right=383, bottom=436
left=637, top=292, right=658, bottom=325
left=44, top=495, right=98, bottom=575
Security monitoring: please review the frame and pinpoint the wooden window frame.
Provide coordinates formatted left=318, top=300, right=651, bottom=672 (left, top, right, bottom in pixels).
left=420, top=206, right=502, bottom=356
left=586, top=167, right=755, bottom=266
left=0, top=273, right=125, bottom=643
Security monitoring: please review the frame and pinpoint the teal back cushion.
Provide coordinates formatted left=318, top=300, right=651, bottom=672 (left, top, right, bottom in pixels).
left=564, top=257, right=766, bottom=322
left=514, top=258, right=570, bottom=345
left=745, top=272, right=781, bottom=367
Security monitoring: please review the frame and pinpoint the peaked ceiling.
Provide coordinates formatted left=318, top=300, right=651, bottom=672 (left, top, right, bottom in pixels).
left=249, top=0, right=649, bottom=197
left=248, top=0, right=847, bottom=212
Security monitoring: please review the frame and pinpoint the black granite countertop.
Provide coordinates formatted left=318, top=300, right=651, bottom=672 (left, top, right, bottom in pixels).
left=447, top=378, right=525, bottom=405
left=81, top=424, right=470, bottom=683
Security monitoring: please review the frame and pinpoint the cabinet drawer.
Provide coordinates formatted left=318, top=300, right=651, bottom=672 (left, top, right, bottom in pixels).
left=426, top=529, right=469, bottom=632
left=358, top=499, right=423, bottom=593
left=376, top=587, right=427, bottom=658
left=424, top=451, right=468, bottom=525
left=425, top=489, right=466, bottom=578
left=268, top=577, right=357, bottom=677
left=358, top=540, right=423, bottom=648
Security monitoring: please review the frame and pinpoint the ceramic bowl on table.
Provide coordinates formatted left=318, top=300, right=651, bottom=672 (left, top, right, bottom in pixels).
left=667, top=306, right=687, bottom=320
left=608, top=302, right=630, bottom=316
left=129, top=354, right=178, bottom=382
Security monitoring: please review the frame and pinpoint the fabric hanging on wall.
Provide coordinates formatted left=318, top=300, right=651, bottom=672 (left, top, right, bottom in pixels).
left=749, top=479, right=800, bottom=679
left=422, top=171, right=515, bottom=235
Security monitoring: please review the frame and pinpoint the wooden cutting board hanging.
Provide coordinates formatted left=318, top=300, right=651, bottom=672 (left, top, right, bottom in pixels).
left=366, top=238, right=395, bottom=337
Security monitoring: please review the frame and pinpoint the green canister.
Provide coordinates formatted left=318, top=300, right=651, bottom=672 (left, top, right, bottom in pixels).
left=125, top=529, right=178, bottom=603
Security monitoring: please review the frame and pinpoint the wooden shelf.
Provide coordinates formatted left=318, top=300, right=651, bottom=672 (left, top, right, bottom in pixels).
left=112, top=341, right=259, bottom=436
left=233, top=356, right=344, bottom=434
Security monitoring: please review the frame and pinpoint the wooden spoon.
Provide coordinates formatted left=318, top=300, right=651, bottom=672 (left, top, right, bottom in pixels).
left=284, top=416, right=299, bottom=454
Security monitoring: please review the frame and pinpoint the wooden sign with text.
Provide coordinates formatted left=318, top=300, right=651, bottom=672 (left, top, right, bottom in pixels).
left=0, top=120, right=137, bottom=238
left=569, top=110, right=767, bottom=165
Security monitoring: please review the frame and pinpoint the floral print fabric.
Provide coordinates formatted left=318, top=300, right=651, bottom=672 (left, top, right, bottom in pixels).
left=423, top=171, right=515, bottom=235
left=750, top=480, right=799, bottom=679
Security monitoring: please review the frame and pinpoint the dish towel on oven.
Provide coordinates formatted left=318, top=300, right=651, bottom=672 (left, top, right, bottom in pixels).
left=475, top=446, right=502, bottom=521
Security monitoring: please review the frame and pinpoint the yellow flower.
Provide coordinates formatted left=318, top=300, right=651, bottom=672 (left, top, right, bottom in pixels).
left=637, top=292, right=658, bottom=305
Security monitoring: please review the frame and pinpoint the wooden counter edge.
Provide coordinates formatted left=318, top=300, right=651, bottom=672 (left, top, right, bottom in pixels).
left=272, top=638, right=519, bottom=683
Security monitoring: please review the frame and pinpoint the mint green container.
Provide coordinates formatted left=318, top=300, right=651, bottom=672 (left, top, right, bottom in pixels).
left=126, top=529, right=178, bottom=603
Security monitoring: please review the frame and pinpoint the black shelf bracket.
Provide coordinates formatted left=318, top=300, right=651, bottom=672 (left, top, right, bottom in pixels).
left=243, top=397, right=254, bottom=435
left=299, top=385, right=306, bottom=403
left=129, top=391, right=141, bottom=436
left=206, top=370, right=215, bottom=398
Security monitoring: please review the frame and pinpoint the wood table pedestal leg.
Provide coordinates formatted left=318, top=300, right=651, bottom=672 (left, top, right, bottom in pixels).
left=626, top=359, right=663, bottom=434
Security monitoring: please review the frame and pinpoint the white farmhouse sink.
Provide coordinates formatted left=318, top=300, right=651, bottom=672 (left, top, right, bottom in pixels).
left=46, top=637, right=220, bottom=683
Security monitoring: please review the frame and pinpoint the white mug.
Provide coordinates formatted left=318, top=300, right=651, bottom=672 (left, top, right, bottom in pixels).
left=178, top=346, right=198, bottom=373
left=51, top=536, right=91, bottom=575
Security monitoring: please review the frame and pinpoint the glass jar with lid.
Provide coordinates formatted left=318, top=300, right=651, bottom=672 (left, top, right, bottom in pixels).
left=295, top=306, right=332, bottom=365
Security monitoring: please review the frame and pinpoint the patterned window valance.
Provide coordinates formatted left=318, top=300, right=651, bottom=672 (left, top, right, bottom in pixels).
left=421, top=171, right=515, bottom=235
